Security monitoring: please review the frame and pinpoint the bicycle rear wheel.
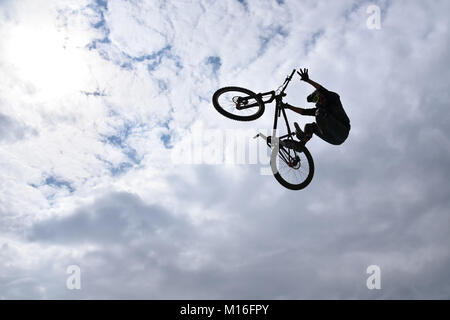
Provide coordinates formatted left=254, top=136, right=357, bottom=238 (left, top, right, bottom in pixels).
left=212, top=87, right=265, bottom=121
left=270, top=139, right=314, bottom=190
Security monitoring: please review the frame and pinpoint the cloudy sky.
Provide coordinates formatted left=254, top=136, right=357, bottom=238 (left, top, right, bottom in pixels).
left=0, top=0, right=449, bottom=299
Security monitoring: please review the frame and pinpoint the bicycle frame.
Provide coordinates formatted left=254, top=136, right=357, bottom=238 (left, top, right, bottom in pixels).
left=252, top=69, right=301, bottom=165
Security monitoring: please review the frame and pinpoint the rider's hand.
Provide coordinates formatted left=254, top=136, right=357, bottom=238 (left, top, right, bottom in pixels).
left=297, top=68, right=309, bottom=82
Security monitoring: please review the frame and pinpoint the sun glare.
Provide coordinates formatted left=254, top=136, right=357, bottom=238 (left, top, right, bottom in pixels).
left=5, top=24, right=90, bottom=100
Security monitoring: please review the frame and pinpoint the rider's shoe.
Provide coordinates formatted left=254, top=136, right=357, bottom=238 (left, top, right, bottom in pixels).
left=294, top=122, right=312, bottom=144
left=294, top=122, right=306, bottom=142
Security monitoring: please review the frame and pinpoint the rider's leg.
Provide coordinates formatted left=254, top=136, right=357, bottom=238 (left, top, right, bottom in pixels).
left=315, top=112, right=349, bottom=145
left=294, top=122, right=310, bottom=143
left=303, top=123, right=316, bottom=141
left=294, top=122, right=316, bottom=143
left=294, top=122, right=324, bottom=144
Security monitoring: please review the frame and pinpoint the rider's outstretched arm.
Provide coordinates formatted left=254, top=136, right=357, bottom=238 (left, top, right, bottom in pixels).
left=304, top=78, right=322, bottom=90
left=286, top=104, right=316, bottom=116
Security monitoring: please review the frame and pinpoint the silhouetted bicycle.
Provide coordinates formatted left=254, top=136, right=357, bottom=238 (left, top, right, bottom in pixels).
left=212, top=69, right=314, bottom=190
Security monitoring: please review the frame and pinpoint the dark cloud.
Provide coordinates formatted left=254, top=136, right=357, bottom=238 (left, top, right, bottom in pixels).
left=28, top=192, right=187, bottom=245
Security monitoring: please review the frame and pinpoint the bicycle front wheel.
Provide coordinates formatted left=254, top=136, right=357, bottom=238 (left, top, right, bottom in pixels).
left=270, top=140, right=315, bottom=190
left=212, top=87, right=265, bottom=121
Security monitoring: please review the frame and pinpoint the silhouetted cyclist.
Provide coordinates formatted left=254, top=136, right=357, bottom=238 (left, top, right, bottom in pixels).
left=286, top=68, right=350, bottom=145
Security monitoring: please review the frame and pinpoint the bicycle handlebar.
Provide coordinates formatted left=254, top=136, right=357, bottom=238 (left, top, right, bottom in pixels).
left=279, top=69, right=297, bottom=94
left=289, top=69, right=296, bottom=78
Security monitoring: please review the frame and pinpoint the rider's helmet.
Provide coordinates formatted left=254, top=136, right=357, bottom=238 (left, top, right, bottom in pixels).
left=307, top=90, right=320, bottom=104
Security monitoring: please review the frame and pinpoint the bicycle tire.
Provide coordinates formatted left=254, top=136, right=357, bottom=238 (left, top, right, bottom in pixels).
left=212, top=86, right=265, bottom=121
left=271, top=142, right=315, bottom=190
